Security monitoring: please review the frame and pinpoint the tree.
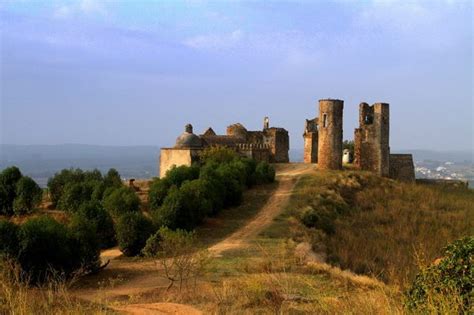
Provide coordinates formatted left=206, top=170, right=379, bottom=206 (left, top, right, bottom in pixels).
left=255, top=161, right=276, bottom=184
left=0, top=166, right=23, bottom=215
left=116, top=212, right=154, bottom=257
left=17, top=216, right=78, bottom=283
left=75, top=201, right=116, bottom=249
left=166, top=165, right=200, bottom=188
left=13, top=176, right=43, bottom=215
left=143, top=227, right=210, bottom=291
left=68, top=215, right=101, bottom=273
left=57, top=181, right=96, bottom=212
left=47, top=169, right=85, bottom=207
left=103, top=168, right=122, bottom=188
left=148, top=177, right=172, bottom=210
left=102, top=186, right=140, bottom=217
left=0, top=219, right=19, bottom=259
left=200, top=146, right=238, bottom=165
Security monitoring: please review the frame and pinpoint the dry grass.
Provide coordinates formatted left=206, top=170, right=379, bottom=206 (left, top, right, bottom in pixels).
left=0, top=259, right=110, bottom=315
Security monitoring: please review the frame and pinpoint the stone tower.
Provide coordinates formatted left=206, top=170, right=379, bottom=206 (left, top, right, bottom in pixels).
left=303, top=118, right=318, bottom=163
left=354, top=102, right=390, bottom=176
left=317, top=99, right=344, bottom=170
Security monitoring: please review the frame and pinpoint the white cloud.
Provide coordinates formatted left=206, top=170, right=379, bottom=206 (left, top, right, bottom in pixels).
left=53, top=0, right=108, bottom=19
left=183, top=30, right=243, bottom=50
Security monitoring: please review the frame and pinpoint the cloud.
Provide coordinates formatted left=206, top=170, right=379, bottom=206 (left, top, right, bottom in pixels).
left=183, top=30, right=243, bottom=50
left=53, top=0, right=108, bottom=19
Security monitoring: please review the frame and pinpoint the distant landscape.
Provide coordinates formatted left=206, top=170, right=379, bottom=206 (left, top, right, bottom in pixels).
left=1, top=144, right=472, bottom=187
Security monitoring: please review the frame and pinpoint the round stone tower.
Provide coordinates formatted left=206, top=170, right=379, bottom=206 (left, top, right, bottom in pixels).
left=317, top=99, right=344, bottom=170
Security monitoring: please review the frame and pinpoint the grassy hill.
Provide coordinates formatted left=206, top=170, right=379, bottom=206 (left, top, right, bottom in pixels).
left=1, top=164, right=472, bottom=314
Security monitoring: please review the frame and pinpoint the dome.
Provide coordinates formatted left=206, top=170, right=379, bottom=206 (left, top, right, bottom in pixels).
left=175, top=124, right=202, bottom=148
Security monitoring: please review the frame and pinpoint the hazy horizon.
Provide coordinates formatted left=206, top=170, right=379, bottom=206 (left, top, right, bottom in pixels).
left=1, top=0, right=473, bottom=151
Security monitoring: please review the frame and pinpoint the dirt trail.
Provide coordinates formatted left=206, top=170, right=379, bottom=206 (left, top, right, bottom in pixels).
left=74, top=163, right=313, bottom=313
left=208, top=163, right=311, bottom=256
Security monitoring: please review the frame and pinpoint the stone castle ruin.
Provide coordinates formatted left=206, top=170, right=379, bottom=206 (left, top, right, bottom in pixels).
left=304, top=99, right=415, bottom=181
left=160, top=98, right=415, bottom=182
left=159, top=118, right=289, bottom=177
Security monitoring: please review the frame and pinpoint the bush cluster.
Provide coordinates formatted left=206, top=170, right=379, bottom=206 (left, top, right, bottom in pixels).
left=0, top=216, right=101, bottom=283
left=405, top=236, right=473, bottom=313
left=0, top=166, right=43, bottom=216
left=149, top=147, right=275, bottom=231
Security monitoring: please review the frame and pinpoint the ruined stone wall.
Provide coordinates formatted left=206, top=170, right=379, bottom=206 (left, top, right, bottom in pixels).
left=304, top=132, right=318, bottom=163
left=267, top=128, right=289, bottom=163
left=389, top=154, right=415, bottom=182
left=354, top=103, right=390, bottom=176
left=159, top=148, right=201, bottom=178
left=317, top=99, right=344, bottom=170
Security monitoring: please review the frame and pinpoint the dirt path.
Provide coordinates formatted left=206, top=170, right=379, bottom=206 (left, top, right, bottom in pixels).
left=74, top=163, right=313, bottom=312
left=209, top=163, right=312, bottom=256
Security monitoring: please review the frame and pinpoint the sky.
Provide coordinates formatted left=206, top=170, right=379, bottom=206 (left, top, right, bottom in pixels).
left=0, top=0, right=472, bottom=151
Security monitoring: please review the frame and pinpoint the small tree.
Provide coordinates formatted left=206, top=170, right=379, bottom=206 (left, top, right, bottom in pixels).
left=143, top=227, right=210, bottom=291
left=148, top=177, right=172, bottom=210
left=116, top=212, right=154, bottom=257
left=0, top=166, right=23, bottom=215
left=103, top=168, right=122, bottom=188
left=0, top=220, right=19, bottom=259
left=102, top=187, right=140, bottom=217
left=75, top=201, right=116, bottom=249
left=255, top=161, right=276, bottom=184
left=165, top=165, right=200, bottom=188
left=13, top=176, right=43, bottom=215
left=200, top=146, right=238, bottom=165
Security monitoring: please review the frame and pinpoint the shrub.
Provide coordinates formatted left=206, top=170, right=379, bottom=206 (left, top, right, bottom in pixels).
left=47, top=169, right=85, bottom=207
left=148, top=177, right=172, bottom=210
left=102, top=186, right=140, bottom=217
left=68, top=215, right=101, bottom=273
left=166, top=165, right=200, bottom=188
left=0, top=166, right=23, bottom=215
left=153, top=180, right=213, bottom=231
left=17, top=216, right=78, bottom=283
left=216, top=163, right=244, bottom=207
left=13, top=176, right=43, bottom=215
left=300, top=207, right=335, bottom=235
left=0, top=220, right=19, bottom=258
left=57, top=181, right=97, bottom=212
left=143, top=227, right=210, bottom=291
left=116, top=212, right=154, bottom=257
left=75, top=201, right=116, bottom=249
left=405, top=236, right=473, bottom=313
left=255, top=161, right=275, bottom=184
left=103, top=168, right=122, bottom=188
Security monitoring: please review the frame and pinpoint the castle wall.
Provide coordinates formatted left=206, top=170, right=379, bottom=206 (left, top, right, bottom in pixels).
left=266, top=128, right=289, bottom=163
left=317, top=99, right=344, bottom=170
left=354, top=103, right=390, bottom=176
left=304, top=132, right=318, bottom=163
left=389, top=154, right=415, bottom=182
left=159, top=148, right=201, bottom=178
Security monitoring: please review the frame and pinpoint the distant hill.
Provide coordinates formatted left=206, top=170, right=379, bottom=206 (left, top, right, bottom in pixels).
left=1, top=144, right=471, bottom=187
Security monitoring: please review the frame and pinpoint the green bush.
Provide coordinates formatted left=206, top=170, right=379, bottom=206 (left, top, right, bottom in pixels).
left=102, top=186, right=140, bottom=217
left=68, top=215, right=101, bottom=273
left=13, top=176, right=43, bottom=215
left=200, top=146, right=238, bottom=164
left=255, top=161, right=276, bottom=184
left=148, top=177, right=172, bottom=210
left=17, top=216, right=80, bottom=283
left=300, top=207, right=335, bottom=235
left=116, top=212, right=154, bottom=257
left=47, top=169, right=85, bottom=207
left=153, top=180, right=214, bottom=231
left=405, top=236, right=473, bottom=313
left=75, top=201, right=116, bottom=249
left=165, top=165, right=200, bottom=188
left=103, top=168, right=122, bottom=188
left=0, top=166, right=23, bottom=215
left=57, top=181, right=97, bottom=212
left=0, top=219, right=19, bottom=258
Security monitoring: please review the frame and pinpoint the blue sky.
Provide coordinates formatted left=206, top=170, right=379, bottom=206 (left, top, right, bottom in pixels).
left=1, top=0, right=472, bottom=151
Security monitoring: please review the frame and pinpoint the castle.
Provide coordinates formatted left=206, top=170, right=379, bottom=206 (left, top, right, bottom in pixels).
left=159, top=118, right=289, bottom=178
left=159, top=98, right=415, bottom=182
left=304, top=99, right=415, bottom=181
